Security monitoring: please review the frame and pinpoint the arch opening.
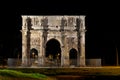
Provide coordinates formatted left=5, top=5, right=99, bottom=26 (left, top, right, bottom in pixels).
left=45, top=39, right=61, bottom=66
left=69, top=48, right=77, bottom=66
left=30, top=48, right=38, bottom=58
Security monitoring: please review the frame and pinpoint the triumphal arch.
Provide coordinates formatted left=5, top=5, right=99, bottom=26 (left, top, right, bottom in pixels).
left=21, top=15, right=86, bottom=67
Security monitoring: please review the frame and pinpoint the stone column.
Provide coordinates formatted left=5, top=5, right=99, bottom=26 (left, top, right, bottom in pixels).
left=63, top=36, right=69, bottom=67
left=38, top=32, right=43, bottom=66
left=66, top=37, right=70, bottom=66
left=21, top=16, right=32, bottom=67
left=79, top=16, right=86, bottom=67
left=60, top=35, right=70, bottom=67
left=38, top=31, right=46, bottom=67
left=41, top=32, right=46, bottom=67
left=61, top=46, right=64, bottom=67
left=60, top=31, right=66, bottom=67
left=22, top=30, right=28, bottom=67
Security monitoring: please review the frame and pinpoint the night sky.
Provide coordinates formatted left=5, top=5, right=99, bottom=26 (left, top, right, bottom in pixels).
left=0, top=1, right=120, bottom=66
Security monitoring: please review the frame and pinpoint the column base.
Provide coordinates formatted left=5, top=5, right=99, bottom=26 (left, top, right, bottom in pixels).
left=79, top=56, right=86, bottom=67
left=37, top=57, right=44, bottom=67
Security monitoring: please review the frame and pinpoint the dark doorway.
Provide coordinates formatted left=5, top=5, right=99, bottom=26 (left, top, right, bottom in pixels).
left=69, top=48, right=77, bottom=66
left=30, top=48, right=38, bottom=58
left=30, top=48, right=38, bottom=66
left=45, top=39, right=61, bottom=61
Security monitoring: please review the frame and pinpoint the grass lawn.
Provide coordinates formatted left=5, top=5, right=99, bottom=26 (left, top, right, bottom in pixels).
left=0, top=69, right=54, bottom=80
left=0, top=66, right=120, bottom=80
left=7, top=66, right=120, bottom=76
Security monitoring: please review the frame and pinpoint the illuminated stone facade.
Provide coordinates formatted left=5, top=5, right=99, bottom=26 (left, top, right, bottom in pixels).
left=21, top=15, right=86, bottom=67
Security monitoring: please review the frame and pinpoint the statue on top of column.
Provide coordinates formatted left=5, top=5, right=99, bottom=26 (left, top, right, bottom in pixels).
left=26, top=17, right=32, bottom=30
left=61, top=17, right=67, bottom=26
left=41, top=17, right=48, bottom=26
left=68, top=17, right=74, bottom=27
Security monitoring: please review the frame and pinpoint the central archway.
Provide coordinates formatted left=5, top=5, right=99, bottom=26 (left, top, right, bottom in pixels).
left=45, top=38, right=61, bottom=66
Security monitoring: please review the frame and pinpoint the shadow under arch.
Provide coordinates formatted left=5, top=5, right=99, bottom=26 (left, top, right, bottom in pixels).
left=45, top=38, right=61, bottom=66
left=30, top=48, right=38, bottom=58
left=69, top=48, right=77, bottom=66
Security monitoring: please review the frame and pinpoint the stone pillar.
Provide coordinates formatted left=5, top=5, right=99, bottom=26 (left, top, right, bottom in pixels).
left=21, top=16, right=32, bottom=67
left=63, top=36, right=69, bottom=67
left=61, top=48, right=69, bottom=67
left=22, top=31, right=28, bottom=66
left=41, top=33, right=45, bottom=66
left=61, top=46, right=64, bottom=67
left=38, top=32, right=44, bottom=66
left=61, top=46, right=69, bottom=67
left=66, top=37, right=70, bottom=66
left=61, top=31, right=69, bottom=67
left=38, top=31, right=47, bottom=67
left=79, top=16, right=86, bottom=67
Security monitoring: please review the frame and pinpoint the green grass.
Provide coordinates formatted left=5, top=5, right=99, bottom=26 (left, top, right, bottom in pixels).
left=0, top=67, right=120, bottom=80
left=9, top=67, right=120, bottom=76
left=0, top=69, right=47, bottom=80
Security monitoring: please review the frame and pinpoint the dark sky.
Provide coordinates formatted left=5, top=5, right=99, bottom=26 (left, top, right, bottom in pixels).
left=0, top=1, right=120, bottom=65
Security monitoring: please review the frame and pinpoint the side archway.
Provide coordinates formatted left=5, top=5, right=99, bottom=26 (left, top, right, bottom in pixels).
left=30, top=48, right=38, bottom=59
left=69, top=48, right=77, bottom=66
left=30, top=48, right=38, bottom=66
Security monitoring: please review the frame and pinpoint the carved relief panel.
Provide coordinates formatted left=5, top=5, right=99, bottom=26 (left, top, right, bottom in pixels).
left=30, top=31, right=40, bottom=48
left=31, top=38, right=40, bottom=46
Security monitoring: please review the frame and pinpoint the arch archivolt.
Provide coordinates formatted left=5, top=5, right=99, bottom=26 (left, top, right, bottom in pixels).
left=47, top=34, right=63, bottom=47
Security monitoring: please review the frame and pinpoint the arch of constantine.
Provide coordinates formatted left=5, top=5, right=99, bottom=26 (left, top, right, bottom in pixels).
left=21, top=15, right=86, bottom=67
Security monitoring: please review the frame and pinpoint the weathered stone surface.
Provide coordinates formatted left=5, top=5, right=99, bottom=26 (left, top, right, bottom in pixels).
left=21, top=16, right=86, bottom=67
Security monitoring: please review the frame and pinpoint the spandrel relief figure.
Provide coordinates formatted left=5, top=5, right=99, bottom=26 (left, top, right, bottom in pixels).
left=68, top=17, right=74, bottom=26
left=34, top=17, right=39, bottom=26
left=26, top=17, right=32, bottom=30
left=61, top=17, right=67, bottom=26
left=41, top=17, right=48, bottom=26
